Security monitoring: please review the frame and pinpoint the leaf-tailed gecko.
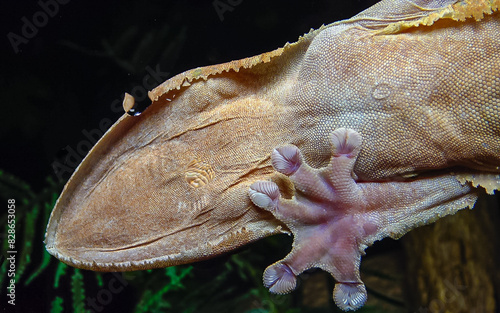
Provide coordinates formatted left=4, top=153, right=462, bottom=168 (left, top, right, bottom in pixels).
left=45, top=0, right=500, bottom=311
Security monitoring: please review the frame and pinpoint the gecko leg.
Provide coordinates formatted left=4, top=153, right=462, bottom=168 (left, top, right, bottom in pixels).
left=249, top=128, right=369, bottom=311
left=249, top=127, right=474, bottom=311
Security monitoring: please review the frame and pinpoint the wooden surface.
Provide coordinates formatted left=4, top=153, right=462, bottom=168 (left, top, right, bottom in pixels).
left=403, top=194, right=500, bottom=313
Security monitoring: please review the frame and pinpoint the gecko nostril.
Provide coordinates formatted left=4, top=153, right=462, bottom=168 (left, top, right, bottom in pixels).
left=185, top=159, right=215, bottom=188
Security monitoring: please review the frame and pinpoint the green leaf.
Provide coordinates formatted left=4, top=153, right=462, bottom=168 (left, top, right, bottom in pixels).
left=54, top=262, right=68, bottom=289
left=71, top=268, right=88, bottom=313
left=25, top=196, right=58, bottom=285
left=50, top=296, right=64, bottom=313
left=16, top=204, right=40, bottom=282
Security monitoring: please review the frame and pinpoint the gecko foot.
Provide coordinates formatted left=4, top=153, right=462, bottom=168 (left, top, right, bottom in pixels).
left=249, top=127, right=474, bottom=311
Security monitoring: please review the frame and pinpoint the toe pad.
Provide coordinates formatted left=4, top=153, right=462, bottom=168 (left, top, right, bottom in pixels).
left=333, top=282, right=367, bottom=311
left=249, top=181, right=280, bottom=210
left=263, top=263, right=297, bottom=294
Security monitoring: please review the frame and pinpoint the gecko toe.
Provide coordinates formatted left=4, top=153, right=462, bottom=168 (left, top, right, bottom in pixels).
left=263, top=262, right=297, bottom=294
left=331, top=128, right=362, bottom=156
left=333, top=282, right=367, bottom=311
left=271, top=145, right=301, bottom=175
left=249, top=181, right=280, bottom=210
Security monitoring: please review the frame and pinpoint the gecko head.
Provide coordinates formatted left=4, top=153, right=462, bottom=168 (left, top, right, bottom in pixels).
left=45, top=73, right=290, bottom=271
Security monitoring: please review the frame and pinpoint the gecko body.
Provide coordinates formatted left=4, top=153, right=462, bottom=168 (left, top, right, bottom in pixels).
left=45, top=0, right=499, bottom=310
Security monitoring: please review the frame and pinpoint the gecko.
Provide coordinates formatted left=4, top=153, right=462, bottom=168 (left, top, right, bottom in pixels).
left=45, top=0, right=500, bottom=311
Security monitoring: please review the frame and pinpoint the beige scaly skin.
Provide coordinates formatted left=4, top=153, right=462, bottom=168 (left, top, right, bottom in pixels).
left=45, top=0, right=499, bottom=311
